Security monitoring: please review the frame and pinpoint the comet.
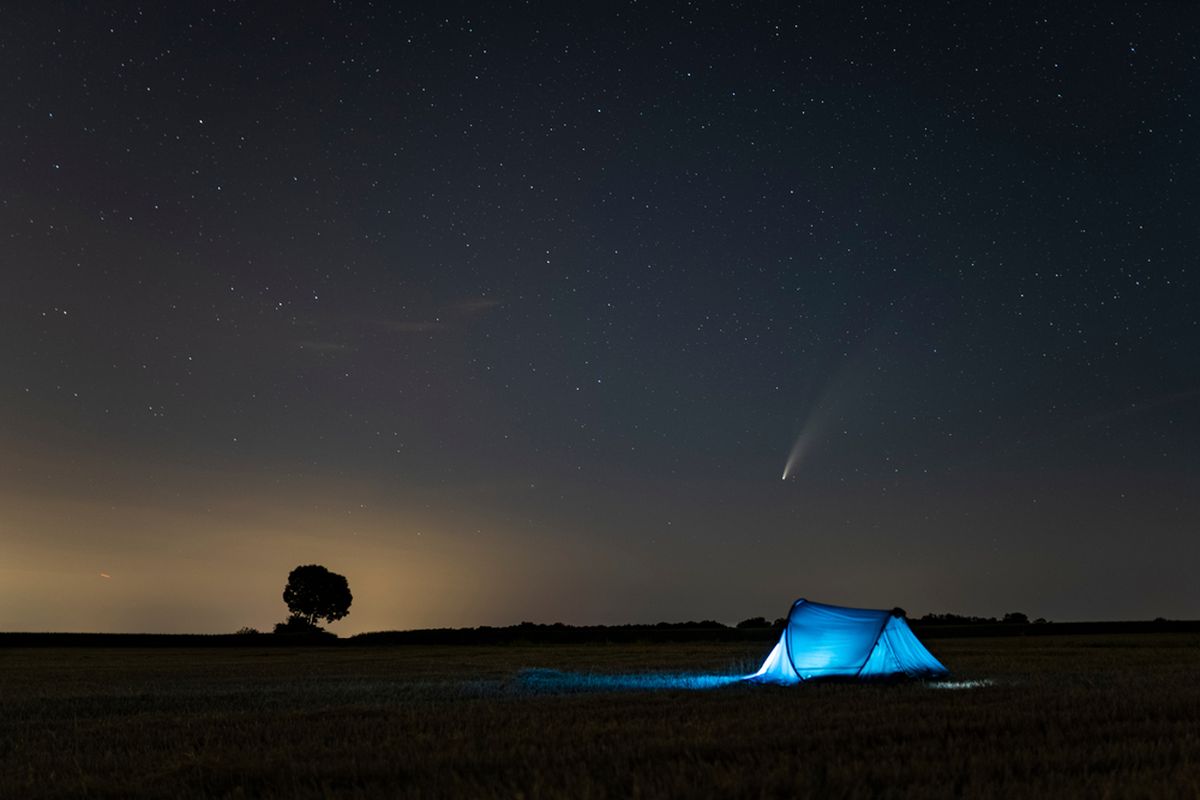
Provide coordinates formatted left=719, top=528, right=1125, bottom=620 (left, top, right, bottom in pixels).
left=99, top=572, right=111, bottom=579
left=781, top=388, right=841, bottom=480
left=779, top=341, right=873, bottom=480
left=781, top=433, right=810, bottom=480
left=779, top=303, right=923, bottom=481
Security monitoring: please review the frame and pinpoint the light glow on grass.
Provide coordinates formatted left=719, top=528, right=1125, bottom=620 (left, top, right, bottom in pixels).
left=927, top=679, right=993, bottom=690
left=514, top=669, right=977, bottom=694
left=515, top=669, right=747, bottom=693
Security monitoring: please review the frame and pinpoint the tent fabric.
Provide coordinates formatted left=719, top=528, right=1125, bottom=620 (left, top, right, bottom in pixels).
left=750, top=599, right=948, bottom=683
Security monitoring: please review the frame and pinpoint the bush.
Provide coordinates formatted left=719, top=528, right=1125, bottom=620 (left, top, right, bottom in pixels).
left=736, top=617, right=770, bottom=629
left=274, top=615, right=326, bottom=635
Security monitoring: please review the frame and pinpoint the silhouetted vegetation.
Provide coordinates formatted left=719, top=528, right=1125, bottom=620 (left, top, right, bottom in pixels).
left=280, top=564, right=352, bottom=631
left=354, top=620, right=743, bottom=646
left=916, top=611, right=1041, bottom=626
left=5, top=615, right=1195, bottom=653
left=916, top=612, right=1004, bottom=625
left=735, top=616, right=770, bottom=629
left=273, top=615, right=329, bottom=635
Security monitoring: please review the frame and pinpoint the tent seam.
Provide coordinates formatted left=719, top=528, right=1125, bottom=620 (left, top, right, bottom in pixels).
left=783, top=598, right=806, bottom=682
left=854, top=613, right=895, bottom=678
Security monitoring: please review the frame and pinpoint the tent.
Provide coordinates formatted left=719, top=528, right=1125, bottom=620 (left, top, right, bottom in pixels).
left=749, top=599, right=948, bottom=683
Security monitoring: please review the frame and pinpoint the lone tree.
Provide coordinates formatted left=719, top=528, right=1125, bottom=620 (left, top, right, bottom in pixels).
left=282, top=564, right=352, bottom=628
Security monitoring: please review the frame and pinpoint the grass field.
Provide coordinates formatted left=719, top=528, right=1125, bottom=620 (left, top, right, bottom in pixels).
left=3, top=634, right=1199, bottom=798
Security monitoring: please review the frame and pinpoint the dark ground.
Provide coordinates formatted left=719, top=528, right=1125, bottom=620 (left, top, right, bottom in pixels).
left=2, top=634, right=1199, bottom=798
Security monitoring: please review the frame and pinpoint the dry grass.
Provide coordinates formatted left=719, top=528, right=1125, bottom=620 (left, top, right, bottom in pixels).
left=2, top=635, right=1199, bottom=798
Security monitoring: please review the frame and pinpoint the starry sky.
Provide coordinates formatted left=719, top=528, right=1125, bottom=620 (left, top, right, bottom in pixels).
left=3, top=3, right=1198, bottom=634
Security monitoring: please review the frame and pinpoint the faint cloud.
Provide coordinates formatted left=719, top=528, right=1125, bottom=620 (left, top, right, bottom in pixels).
left=373, top=320, right=446, bottom=333
left=296, top=340, right=351, bottom=354
left=372, top=298, right=500, bottom=335
left=1078, top=387, right=1200, bottom=427
left=448, top=297, right=502, bottom=314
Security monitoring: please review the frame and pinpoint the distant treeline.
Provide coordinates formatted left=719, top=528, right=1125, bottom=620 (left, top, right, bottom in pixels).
left=351, top=620, right=763, bottom=646
left=351, top=617, right=1200, bottom=645
left=917, top=612, right=1044, bottom=625
left=0, top=632, right=341, bottom=648
left=3, top=617, right=1199, bottom=647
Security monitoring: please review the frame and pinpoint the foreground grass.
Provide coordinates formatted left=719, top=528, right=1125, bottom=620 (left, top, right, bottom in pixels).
left=2, top=635, right=1199, bottom=798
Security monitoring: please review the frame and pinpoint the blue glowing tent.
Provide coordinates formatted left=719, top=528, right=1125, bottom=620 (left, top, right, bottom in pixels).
left=750, top=599, right=948, bottom=683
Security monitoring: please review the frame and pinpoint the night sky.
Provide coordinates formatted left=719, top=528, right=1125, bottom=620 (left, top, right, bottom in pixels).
left=3, top=3, right=1198, bottom=634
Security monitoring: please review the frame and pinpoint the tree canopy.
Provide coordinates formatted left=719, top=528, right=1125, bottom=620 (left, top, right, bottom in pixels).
left=282, top=564, right=352, bottom=627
